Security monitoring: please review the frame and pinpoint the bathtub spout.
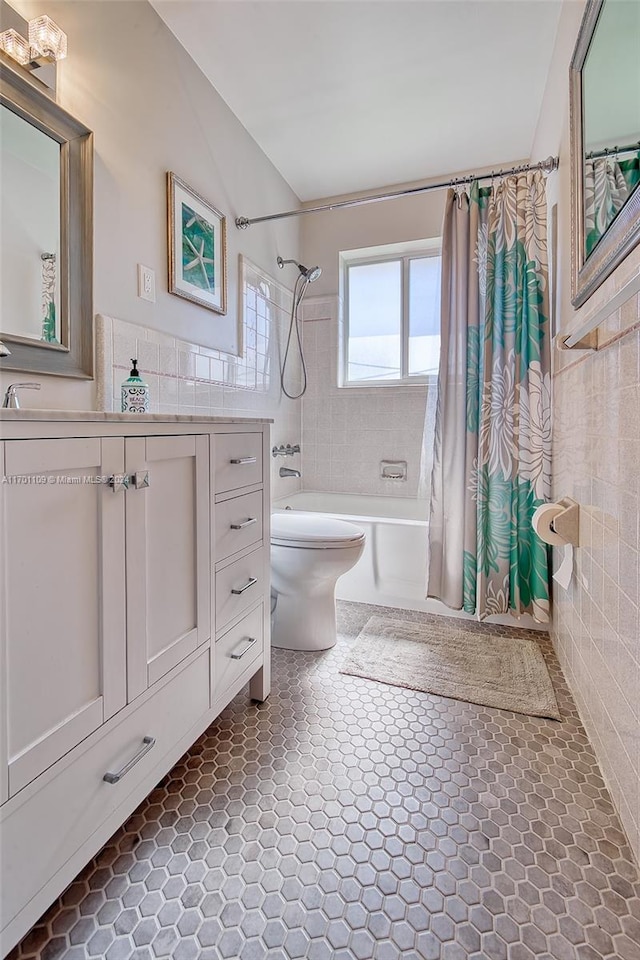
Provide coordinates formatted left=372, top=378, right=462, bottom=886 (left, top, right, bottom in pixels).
left=279, top=467, right=301, bottom=478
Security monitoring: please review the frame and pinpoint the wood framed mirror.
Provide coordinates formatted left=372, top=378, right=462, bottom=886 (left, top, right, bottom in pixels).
left=570, top=0, right=640, bottom=308
left=0, top=60, right=93, bottom=378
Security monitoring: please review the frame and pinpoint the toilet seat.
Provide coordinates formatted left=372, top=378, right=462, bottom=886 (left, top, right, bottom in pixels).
left=271, top=511, right=365, bottom=550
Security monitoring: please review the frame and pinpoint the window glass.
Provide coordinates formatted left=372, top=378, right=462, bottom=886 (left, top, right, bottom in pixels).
left=408, top=256, right=441, bottom=376
left=347, top=260, right=402, bottom=381
left=342, top=243, right=441, bottom=385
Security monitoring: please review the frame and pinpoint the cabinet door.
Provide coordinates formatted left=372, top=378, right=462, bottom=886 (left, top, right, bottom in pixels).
left=0, top=438, right=127, bottom=798
left=125, top=435, right=210, bottom=700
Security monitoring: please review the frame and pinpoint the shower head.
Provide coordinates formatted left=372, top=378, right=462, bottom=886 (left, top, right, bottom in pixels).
left=304, top=264, right=322, bottom=282
left=277, top=257, right=322, bottom=283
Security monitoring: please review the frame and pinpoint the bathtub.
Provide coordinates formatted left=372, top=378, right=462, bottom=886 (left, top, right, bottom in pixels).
left=272, top=491, right=546, bottom=630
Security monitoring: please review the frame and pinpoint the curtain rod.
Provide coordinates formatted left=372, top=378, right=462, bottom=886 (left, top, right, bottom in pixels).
left=235, top=155, right=559, bottom=230
left=586, top=141, right=640, bottom=160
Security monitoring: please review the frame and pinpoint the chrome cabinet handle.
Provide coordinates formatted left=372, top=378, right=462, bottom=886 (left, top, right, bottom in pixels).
left=109, top=474, right=130, bottom=493
left=230, top=457, right=257, bottom=465
left=231, top=576, right=258, bottom=595
left=230, top=517, right=257, bottom=530
left=103, top=736, right=156, bottom=784
left=132, top=471, right=150, bottom=489
left=231, top=637, right=258, bottom=660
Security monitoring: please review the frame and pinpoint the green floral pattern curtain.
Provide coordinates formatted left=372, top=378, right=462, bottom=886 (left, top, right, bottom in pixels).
left=585, top=154, right=640, bottom=255
left=428, top=171, right=551, bottom=622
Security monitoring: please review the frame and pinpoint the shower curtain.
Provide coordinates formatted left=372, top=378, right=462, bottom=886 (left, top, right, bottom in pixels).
left=427, top=171, right=551, bottom=622
left=584, top=154, right=640, bottom=256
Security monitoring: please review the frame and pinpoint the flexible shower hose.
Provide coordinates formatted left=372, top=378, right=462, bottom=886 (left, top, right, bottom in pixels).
left=280, top=273, right=310, bottom=400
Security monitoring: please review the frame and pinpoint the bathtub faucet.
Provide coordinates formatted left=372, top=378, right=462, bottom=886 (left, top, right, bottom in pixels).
left=279, top=467, right=301, bottom=478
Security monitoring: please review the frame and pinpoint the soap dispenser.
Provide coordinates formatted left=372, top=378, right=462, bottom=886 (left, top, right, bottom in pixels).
left=121, top=359, right=150, bottom=413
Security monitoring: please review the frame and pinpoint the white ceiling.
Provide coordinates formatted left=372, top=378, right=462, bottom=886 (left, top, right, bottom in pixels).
left=152, top=0, right=562, bottom=202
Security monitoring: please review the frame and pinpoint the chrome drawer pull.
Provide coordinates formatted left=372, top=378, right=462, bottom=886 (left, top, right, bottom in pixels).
left=103, top=736, right=156, bottom=784
left=230, top=517, right=257, bottom=530
left=230, top=457, right=257, bottom=465
left=231, top=576, right=258, bottom=595
left=231, top=637, right=258, bottom=660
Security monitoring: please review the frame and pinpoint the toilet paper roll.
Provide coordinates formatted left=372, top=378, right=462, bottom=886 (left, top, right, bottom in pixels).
left=531, top=502, right=567, bottom=546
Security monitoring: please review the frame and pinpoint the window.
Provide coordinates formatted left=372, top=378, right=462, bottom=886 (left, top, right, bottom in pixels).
left=342, top=241, right=441, bottom=386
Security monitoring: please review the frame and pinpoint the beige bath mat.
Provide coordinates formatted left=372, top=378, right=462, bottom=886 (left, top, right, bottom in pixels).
left=340, top=615, right=560, bottom=720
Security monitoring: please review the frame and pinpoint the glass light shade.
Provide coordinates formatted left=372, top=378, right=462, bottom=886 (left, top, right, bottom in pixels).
left=0, top=29, right=31, bottom=66
left=28, top=16, right=67, bottom=61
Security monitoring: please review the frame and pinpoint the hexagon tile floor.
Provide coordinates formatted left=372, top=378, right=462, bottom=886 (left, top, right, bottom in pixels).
left=9, top=601, right=640, bottom=960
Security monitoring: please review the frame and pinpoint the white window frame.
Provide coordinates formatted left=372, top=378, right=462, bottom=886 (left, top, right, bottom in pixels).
left=340, top=238, right=442, bottom=388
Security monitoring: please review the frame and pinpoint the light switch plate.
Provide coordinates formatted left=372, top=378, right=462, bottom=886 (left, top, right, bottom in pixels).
left=137, top=264, right=155, bottom=302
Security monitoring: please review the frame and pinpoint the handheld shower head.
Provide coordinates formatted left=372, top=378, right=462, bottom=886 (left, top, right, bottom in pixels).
left=304, top=265, right=322, bottom=282
left=277, top=257, right=322, bottom=283
left=276, top=255, right=322, bottom=401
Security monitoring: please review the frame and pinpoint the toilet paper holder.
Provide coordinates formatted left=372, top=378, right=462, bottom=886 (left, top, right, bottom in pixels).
left=550, top=497, right=580, bottom=546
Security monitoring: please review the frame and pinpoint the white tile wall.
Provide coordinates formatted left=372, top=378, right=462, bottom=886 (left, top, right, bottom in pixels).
left=553, top=248, right=640, bottom=863
left=96, top=257, right=302, bottom=501
left=301, top=296, right=431, bottom=498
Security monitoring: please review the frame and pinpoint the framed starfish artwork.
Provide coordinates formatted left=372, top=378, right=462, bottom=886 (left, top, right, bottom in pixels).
left=167, top=172, right=227, bottom=314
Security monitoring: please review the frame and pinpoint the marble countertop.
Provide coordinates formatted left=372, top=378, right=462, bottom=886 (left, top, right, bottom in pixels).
left=0, top=410, right=273, bottom=424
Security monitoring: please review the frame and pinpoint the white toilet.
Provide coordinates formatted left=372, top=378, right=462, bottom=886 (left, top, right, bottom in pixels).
left=270, top=512, right=366, bottom=651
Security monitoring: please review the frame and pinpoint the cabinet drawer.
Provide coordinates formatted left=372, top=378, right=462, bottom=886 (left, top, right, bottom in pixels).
left=216, top=546, right=265, bottom=631
left=0, top=650, right=209, bottom=931
left=213, top=605, right=263, bottom=704
left=214, top=432, right=262, bottom=494
left=215, top=490, right=263, bottom=561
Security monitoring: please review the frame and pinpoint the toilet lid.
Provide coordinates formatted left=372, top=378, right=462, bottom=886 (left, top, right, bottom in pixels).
left=271, top=511, right=365, bottom=548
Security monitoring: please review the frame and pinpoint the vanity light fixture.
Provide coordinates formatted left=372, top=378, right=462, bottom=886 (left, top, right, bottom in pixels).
left=0, top=27, right=30, bottom=65
left=28, top=15, right=67, bottom=62
left=0, top=15, right=67, bottom=86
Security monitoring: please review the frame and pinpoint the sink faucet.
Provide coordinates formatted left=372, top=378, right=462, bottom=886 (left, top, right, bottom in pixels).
left=279, top=467, right=301, bottom=478
left=2, top=382, right=41, bottom=409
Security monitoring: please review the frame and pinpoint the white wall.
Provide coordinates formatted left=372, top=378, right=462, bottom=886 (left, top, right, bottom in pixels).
left=302, top=180, right=448, bottom=298
left=532, top=0, right=640, bottom=863
left=1, top=0, right=302, bottom=420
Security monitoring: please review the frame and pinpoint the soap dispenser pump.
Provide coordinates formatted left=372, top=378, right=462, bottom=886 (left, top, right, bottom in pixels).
left=121, top=359, right=150, bottom=413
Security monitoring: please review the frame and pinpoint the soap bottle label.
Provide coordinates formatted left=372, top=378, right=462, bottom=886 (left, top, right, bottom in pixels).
left=121, top=383, right=149, bottom=413
left=121, top=359, right=150, bottom=414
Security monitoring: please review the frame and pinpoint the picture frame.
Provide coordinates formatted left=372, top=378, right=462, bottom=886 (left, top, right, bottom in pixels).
left=167, top=172, right=227, bottom=315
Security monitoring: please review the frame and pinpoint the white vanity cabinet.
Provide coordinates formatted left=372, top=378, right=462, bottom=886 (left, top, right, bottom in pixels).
left=125, top=434, right=211, bottom=699
left=0, top=414, right=271, bottom=956
left=212, top=429, right=271, bottom=713
left=0, top=437, right=128, bottom=801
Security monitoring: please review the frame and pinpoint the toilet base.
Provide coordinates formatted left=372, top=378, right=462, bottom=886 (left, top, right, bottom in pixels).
left=271, top=588, right=338, bottom=651
left=270, top=533, right=365, bottom=652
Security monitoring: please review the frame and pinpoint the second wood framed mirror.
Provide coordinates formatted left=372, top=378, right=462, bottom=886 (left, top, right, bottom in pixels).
left=570, top=0, right=640, bottom=308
